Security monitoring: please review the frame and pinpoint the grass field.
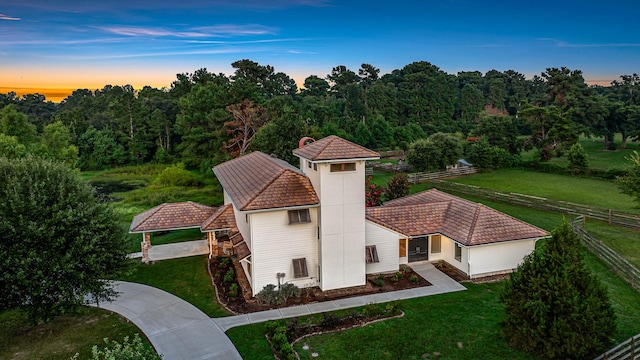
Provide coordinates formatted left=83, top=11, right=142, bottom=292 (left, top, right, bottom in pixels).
left=117, top=255, right=230, bottom=318
left=0, top=307, right=150, bottom=360
left=447, top=168, right=637, bottom=212
left=520, top=135, right=640, bottom=171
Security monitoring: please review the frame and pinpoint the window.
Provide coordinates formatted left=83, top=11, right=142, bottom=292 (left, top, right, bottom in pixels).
left=365, top=245, right=379, bottom=263
left=288, top=209, right=311, bottom=224
left=454, top=243, right=462, bottom=262
left=431, top=235, right=441, bottom=253
left=313, top=163, right=317, bottom=171
left=292, top=258, right=308, bottom=278
left=330, top=162, right=356, bottom=172
left=307, top=160, right=312, bottom=169
left=399, top=239, right=407, bottom=257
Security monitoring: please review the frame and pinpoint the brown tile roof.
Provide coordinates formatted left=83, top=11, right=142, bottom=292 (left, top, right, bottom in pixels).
left=213, top=152, right=319, bottom=211
left=201, top=204, right=237, bottom=232
left=231, top=233, right=251, bottom=260
left=366, top=189, right=549, bottom=246
left=292, top=135, right=380, bottom=161
left=130, top=201, right=217, bottom=233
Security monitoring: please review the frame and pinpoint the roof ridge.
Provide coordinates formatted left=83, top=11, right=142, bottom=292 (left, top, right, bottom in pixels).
left=466, top=203, right=483, bottom=243
left=132, top=202, right=168, bottom=231
left=315, top=135, right=336, bottom=156
left=476, top=203, right=549, bottom=234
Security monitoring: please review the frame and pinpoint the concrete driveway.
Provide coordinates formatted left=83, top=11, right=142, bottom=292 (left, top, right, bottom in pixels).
left=89, top=281, right=241, bottom=360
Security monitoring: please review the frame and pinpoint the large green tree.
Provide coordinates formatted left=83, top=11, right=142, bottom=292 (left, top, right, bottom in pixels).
left=500, top=220, right=615, bottom=359
left=0, top=157, right=128, bottom=323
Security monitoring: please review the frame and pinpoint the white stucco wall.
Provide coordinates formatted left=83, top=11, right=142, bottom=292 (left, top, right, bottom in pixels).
left=467, top=238, right=536, bottom=278
left=249, top=208, right=319, bottom=293
left=316, top=160, right=367, bottom=290
left=364, top=221, right=400, bottom=274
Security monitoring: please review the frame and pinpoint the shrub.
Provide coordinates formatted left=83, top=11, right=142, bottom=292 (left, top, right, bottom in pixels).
left=320, top=313, right=341, bottom=328
left=279, top=283, right=301, bottom=303
left=264, top=320, right=281, bottom=337
left=390, top=272, right=401, bottom=283
left=152, top=163, right=201, bottom=187
left=362, top=302, right=384, bottom=318
left=567, top=142, right=589, bottom=175
left=385, top=301, right=402, bottom=315
left=217, top=257, right=231, bottom=269
left=223, top=268, right=235, bottom=283
left=409, top=275, right=419, bottom=283
left=70, top=333, right=162, bottom=360
left=374, top=277, right=385, bottom=287
left=257, top=284, right=279, bottom=305
left=385, top=172, right=409, bottom=200
left=228, top=283, right=238, bottom=298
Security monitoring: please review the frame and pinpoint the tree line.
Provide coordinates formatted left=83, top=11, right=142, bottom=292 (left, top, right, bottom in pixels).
left=1, top=59, right=639, bottom=171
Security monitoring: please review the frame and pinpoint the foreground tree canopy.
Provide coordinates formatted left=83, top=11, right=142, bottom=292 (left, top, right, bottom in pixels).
left=0, top=156, right=128, bottom=322
left=500, top=220, right=615, bottom=359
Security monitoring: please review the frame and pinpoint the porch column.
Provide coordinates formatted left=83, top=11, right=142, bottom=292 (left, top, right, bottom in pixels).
left=141, top=232, right=151, bottom=263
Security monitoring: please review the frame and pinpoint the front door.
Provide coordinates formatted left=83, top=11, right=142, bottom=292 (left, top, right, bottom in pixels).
left=408, top=237, right=429, bottom=262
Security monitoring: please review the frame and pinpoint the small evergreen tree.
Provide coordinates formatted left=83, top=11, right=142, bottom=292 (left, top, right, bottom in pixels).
left=385, top=172, right=409, bottom=200
left=566, top=142, right=588, bottom=175
left=499, top=220, right=615, bottom=359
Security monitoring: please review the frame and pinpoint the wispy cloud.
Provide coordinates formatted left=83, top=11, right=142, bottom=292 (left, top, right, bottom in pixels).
left=538, top=38, right=640, bottom=48
left=98, top=24, right=277, bottom=39
left=287, top=49, right=317, bottom=54
left=186, top=38, right=306, bottom=45
left=98, top=26, right=208, bottom=38
left=48, top=47, right=267, bottom=60
left=192, top=24, right=277, bottom=36
left=0, top=13, right=21, bottom=21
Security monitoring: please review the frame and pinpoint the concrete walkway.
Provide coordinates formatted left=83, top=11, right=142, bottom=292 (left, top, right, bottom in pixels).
left=213, top=262, right=466, bottom=331
left=89, top=281, right=241, bottom=360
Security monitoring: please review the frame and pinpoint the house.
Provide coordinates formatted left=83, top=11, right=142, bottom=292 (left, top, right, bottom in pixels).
left=131, top=135, right=548, bottom=295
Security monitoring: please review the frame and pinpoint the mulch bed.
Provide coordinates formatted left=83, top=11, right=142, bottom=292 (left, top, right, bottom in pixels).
left=433, top=260, right=511, bottom=283
left=209, top=256, right=431, bottom=314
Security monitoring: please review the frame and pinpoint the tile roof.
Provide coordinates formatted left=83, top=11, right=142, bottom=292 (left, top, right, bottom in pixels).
left=366, top=189, right=548, bottom=246
left=201, top=204, right=237, bottom=232
left=130, top=202, right=217, bottom=233
left=213, top=152, right=319, bottom=211
left=292, top=135, right=380, bottom=161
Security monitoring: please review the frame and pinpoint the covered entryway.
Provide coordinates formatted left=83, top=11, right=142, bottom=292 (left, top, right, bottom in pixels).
left=408, top=236, right=429, bottom=262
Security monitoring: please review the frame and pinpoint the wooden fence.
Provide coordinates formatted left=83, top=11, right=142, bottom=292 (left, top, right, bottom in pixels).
left=427, top=179, right=640, bottom=230
left=570, top=216, right=640, bottom=291
left=407, top=167, right=478, bottom=183
left=594, top=332, right=640, bottom=360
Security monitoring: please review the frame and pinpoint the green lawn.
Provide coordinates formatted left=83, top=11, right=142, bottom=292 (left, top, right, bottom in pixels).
left=0, top=307, right=151, bottom=360
left=117, top=255, right=230, bottom=318
left=520, top=135, right=640, bottom=172
left=447, top=168, right=637, bottom=212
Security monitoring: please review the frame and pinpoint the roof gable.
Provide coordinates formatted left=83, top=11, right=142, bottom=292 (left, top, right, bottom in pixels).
left=293, top=135, right=380, bottom=161
left=213, top=152, right=319, bottom=211
left=130, top=201, right=216, bottom=233
left=201, top=204, right=237, bottom=232
left=367, top=189, right=548, bottom=245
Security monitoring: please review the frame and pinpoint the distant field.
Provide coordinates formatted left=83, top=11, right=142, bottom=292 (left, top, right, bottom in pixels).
left=521, top=135, right=640, bottom=171
left=448, top=168, right=637, bottom=212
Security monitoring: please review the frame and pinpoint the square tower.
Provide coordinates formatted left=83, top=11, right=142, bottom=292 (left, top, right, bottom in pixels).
left=293, top=136, right=379, bottom=290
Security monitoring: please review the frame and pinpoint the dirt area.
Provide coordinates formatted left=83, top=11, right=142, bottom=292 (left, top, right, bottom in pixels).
left=209, top=256, right=431, bottom=314
left=433, top=260, right=510, bottom=283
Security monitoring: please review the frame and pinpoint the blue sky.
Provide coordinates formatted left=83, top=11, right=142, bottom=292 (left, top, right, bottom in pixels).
left=1, top=0, right=639, bottom=100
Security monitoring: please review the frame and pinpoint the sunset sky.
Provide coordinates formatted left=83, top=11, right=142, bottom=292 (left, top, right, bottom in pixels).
left=1, top=0, right=639, bottom=102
